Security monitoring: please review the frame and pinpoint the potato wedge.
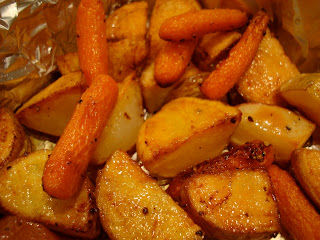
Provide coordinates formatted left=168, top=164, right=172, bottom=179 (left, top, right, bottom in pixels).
left=237, top=29, right=300, bottom=106
left=230, top=103, right=315, bottom=165
left=96, top=150, right=204, bottom=239
left=0, top=215, right=62, bottom=240
left=91, top=72, right=144, bottom=165
left=291, top=148, right=320, bottom=209
left=16, top=72, right=86, bottom=136
left=280, top=73, right=320, bottom=127
left=167, top=140, right=275, bottom=203
left=56, top=52, right=80, bottom=75
left=181, top=168, right=280, bottom=239
left=0, top=150, right=100, bottom=239
left=106, top=1, right=148, bottom=82
left=0, top=107, right=30, bottom=169
left=137, top=97, right=241, bottom=178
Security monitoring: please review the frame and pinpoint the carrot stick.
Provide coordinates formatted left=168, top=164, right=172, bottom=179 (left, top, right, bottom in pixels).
left=154, top=40, right=198, bottom=87
left=43, top=74, right=118, bottom=199
left=200, top=10, right=269, bottom=100
left=268, top=165, right=320, bottom=240
left=159, top=9, right=247, bottom=42
left=76, top=0, right=108, bottom=85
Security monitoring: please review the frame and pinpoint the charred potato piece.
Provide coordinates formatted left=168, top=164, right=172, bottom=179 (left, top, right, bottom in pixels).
left=137, top=97, right=241, bottom=178
left=280, top=73, right=320, bottom=127
left=237, top=29, right=300, bottom=106
left=16, top=72, right=86, bottom=136
left=291, top=148, right=320, bottom=209
left=91, top=73, right=145, bottom=165
left=0, top=107, right=30, bottom=169
left=0, top=150, right=100, bottom=239
left=106, top=1, right=148, bottom=82
left=96, top=150, right=204, bottom=239
left=230, top=103, right=315, bottom=165
left=181, top=168, right=280, bottom=240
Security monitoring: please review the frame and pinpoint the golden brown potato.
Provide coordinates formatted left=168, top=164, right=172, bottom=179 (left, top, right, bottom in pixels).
left=167, top=140, right=275, bottom=203
left=137, top=97, right=241, bottom=178
left=139, top=61, right=201, bottom=113
left=56, top=52, right=80, bottom=75
left=291, top=148, right=320, bottom=209
left=193, top=31, right=241, bottom=71
left=0, top=215, right=62, bottom=240
left=181, top=168, right=280, bottom=240
left=230, top=103, right=315, bottom=165
left=0, top=150, right=100, bottom=239
left=237, top=29, right=300, bottom=106
left=96, top=150, right=204, bottom=240
left=16, top=72, right=86, bottom=136
left=0, top=108, right=30, bottom=169
left=91, top=72, right=145, bottom=165
left=280, top=73, right=320, bottom=127
left=106, top=1, right=148, bottom=82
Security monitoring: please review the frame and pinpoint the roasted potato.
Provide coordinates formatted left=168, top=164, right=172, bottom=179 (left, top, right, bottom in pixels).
left=237, top=29, right=300, bottom=106
left=291, top=148, right=320, bottom=209
left=230, top=103, right=315, bottom=165
left=280, top=73, right=320, bottom=127
left=16, top=72, right=86, bottom=136
left=106, top=1, right=148, bottom=82
left=56, top=52, right=80, bottom=75
left=137, top=97, right=241, bottom=178
left=91, top=72, right=145, bottom=165
left=181, top=168, right=280, bottom=240
left=0, top=215, right=63, bottom=240
left=96, top=150, right=204, bottom=239
left=0, top=107, right=30, bottom=169
left=0, top=150, right=100, bottom=239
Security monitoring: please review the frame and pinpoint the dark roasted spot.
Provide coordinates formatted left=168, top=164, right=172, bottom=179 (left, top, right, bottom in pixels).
left=6, top=166, right=11, bottom=170
left=76, top=34, right=80, bottom=38
left=195, top=230, right=203, bottom=236
left=230, top=117, right=237, bottom=124
left=248, top=116, right=254, bottom=122
left=142, top=207, right=149, bottom=215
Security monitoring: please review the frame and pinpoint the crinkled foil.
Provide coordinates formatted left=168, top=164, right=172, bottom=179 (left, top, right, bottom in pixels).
left=0, top=0, right=319, bottom=111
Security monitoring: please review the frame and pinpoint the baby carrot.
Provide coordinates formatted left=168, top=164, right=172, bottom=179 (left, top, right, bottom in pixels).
left=154, top=40, right=198, bottom=87
left=76, top=0, right=108, bottom=85
left=200, top=10, right=269, bottom=100
left=268, top=165, right=320, bottom=240
left=159, top=9, right=247, bottom=42
left=43, top=74, right=118, bottom=199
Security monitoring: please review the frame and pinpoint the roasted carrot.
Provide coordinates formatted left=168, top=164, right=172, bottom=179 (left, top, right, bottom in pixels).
left=268, top=165, right=320, bottom=240
left=154, top=40, right=198, bottom=87
left=200, top=10, right=269, bottom=100
left=76, top=0, right=108, bottom=85
left=43, top=74, right=118, bottom=199
left=159, top=9, right=247, bottom=42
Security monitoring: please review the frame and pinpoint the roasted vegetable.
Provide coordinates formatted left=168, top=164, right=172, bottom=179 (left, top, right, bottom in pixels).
left=96, top=150, right=204, bottom=239
left=137, top=97, right=241, bottom=178
left=230, top=103, right=315, bottom=165
left=0, top=150, right=100, bottom=239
